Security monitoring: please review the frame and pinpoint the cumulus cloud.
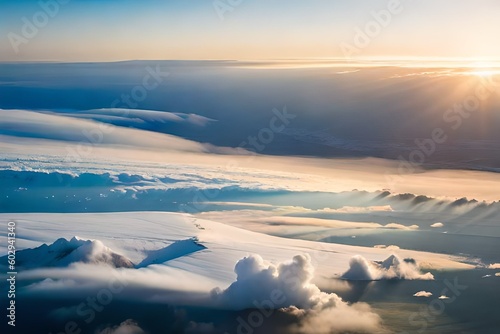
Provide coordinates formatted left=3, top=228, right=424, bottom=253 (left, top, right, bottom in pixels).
left=413, top=291, right=433, bottom=298
left=341, top=255, right=434, bottom=281
left=96, top=319, right=145, bottom=334
left=212, top=254, right=385, bottom=333
left=438, top=295, right=450, bottom=300
left=212, top=254, right=318, bottom=310
left=488, top=263, right=500, bottom=269
left=430, top=222, right=444, bottom=228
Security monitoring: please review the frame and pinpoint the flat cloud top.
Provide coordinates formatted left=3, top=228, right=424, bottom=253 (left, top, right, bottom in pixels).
left=413, top=291, right=433, bottom=298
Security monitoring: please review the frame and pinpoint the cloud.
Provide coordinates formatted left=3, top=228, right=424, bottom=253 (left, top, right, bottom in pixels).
left=318, top=205, right=394, bottom=213
left=212, top=254, right=318, bottom=310
left=384, top=223, right=419, bottom=230
left=430, top=222, right=444, bottom=228
left=341, top=255, right=434, bottom=281
left=496, top=273, right=500, bottom=277
left=0, top=109, right=205, bottom=152
left=488, top=263, right=500, bottom=269
left=438, top=295, right=450, bottom=300
left=212, top=254, right=385, bottom=333
left=0, top=109, right=245, bottom=155
left=96, top=319, right=145, bottom=334
left=413, top=291, right=433, bottom=298
left=2, top=237, right=134, bottom=269
left=185, top=321, right=216, bottom=333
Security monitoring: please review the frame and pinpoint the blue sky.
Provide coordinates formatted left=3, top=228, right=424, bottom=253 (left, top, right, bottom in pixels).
left=1, top=0, right=499, bottom=61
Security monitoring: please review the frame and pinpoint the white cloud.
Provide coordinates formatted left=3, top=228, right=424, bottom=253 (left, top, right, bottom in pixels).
left=384, top=223, right=419, bottom=230
left=342, top=255, right=434, bottom=281
left=430, top=222, right=444, bottom=228
left=59, top=108, right=216, bottom=127
left=373, top=245, right=400, bottom=250
left=185, top=321, right=215, bottom=333
left=413, top=291, right=433, bottom=298
left=488, top=263, right=500, bottom=269
left=212, top=253, right=319, bottom=310
left=96, top=319, right=145, bottom=334
left=212, top=254, right=385, bottom=333
left=438, top=295, right=450, bottom=300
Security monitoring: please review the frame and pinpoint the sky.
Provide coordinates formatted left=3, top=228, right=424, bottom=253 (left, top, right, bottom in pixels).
left=1, top=0, right=500, bottom=62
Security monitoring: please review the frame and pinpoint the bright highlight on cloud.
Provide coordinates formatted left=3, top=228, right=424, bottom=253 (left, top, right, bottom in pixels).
left=413, top=291, right=433, bottom=298
left=212, top=254, right=319, bottom=310
left=96, top=319, right=145, bottom=334
left=430, top=222, right=444, bottom=228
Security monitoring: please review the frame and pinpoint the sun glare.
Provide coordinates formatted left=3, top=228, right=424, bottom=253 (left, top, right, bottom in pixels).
left=468, top=62, right=500, bottom=77
left=471, top=69, right=496, bottom=77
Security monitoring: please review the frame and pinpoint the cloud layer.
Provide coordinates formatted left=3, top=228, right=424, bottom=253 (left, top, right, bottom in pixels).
left=2, top=236, right=134, bottom=269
